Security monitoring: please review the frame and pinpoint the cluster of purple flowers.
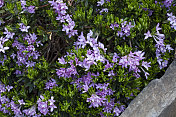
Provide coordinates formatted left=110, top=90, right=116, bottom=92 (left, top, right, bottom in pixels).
left=162, top=0, right=174, bottom=8
left=71, top=72, right=96, bottom=92
left=56, top=62, right=77, bottom=78
left=20, top=0, right=35, bottom=13
left=144, top=23, right=173, bottom=69
left=97, top=0, right=110, bottom=14
left=23, top=105, right=37, bottom=116
left=48, top=0, right=78, bottom=38
left=12, top=33, right=41, bottom=70
left=0, top=83, right=20, bottom=115
left=37, top=95, right=57, bottom=115
left=110, top=20, right=135, bottom=39
left=119, top=51, right=151, bottom=78
left=167, top=12, right=176, bottom=30
left=56, top=30, right=126, bottom=116
left=74, top=30, right=107, bottom=70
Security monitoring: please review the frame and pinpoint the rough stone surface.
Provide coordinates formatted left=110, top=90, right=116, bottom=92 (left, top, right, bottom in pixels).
left=119, top=60, right=176, bottom=117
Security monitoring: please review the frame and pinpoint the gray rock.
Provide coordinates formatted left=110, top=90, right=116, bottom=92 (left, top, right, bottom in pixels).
left=120, top=60, right=176, bottom=117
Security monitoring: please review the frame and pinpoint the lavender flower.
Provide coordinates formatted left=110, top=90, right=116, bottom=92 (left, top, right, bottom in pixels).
left=45, top=78, right=58, bottom=90
left=48, top=96, right=57, bottom=112
left=113, top=107, right=121, bottom=116
left=23, top=106, right=36, bottom=116
left=19, top=23, right=30, bottom=32
left=99, top=8, right=108, bottom=14
left=37, top=100, right=49, bottom=115
left=27, top=6, right=35, bottom=13
left=97, top=0, right=104, bottom=6
left=87, top=94, right=106, bottom=108
left=167, top=12, right=176, bottom=30
left=18, top=99, right=25, bottom=105
left=144, top=30, right=152, bottom=40
left=0, top=41, right=9, bottom=53
left=6, top=85, right=13, bottom=92
left=0, top=0, right=4, bottom=8
left=3, top=28, right=15, bottom=39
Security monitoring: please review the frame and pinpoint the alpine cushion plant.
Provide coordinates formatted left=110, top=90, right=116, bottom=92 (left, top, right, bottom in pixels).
left=0, top=0, right=175, bottom=117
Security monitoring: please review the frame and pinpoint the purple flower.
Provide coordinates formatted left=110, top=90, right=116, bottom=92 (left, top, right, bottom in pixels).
left=86, top=94, right=106, bottom=108
left=18, top=99, right=25, bottom=105
left=10, top=53, right=16, bottom=59
left=100, top=8, right=108, bottom=14
left=6, top=85, right=13, bottom=92
left=23, top=106, right=36, bottom=116
left=26, top=61, right=36, bottom=67
left=113, top=107, right=121, bottom=116
left=45, top=78, right=58, bottom=90
left=156, top=23, right=162, bottom=33
left=166, top=44, right=174, bottom=52
left=104, top=61, right=113, bottom=71
left=0, top=0, right=4, bottom=8
left=112, top=53, right=119, bottom=62
left=97, top=0, right=104, bottom=6
left=19, top=23, right=30, bottom=32
left=108, top=70, right=115, bottom=76
left=0, top=42, right=9, bottom=53
left=0, top=37, right=8, bottom=44
left=102, top=99, right=115, bottom=113
left=142, top=61, right=151, bottom=70
left=163, top=0, right=173, bottom=8
left=56, top=68, right=67, bottom=78
left=20, top=0, right=26, bottom=9
left=48, top=96, right=57, bottom=112
left=37, top=101, right=48, bottom=115
left=14, top=70, right=22, bottom=75
left=3, top=28, right=15, bottom=39
left=74, top=32, right=86, bottom=48
left=144, top=30, right=152, bottom=40
left=27, top=6, right=35, bottom=13
left=167, top=12, right=176, bottom=30
left=58, top=57, right=67, bottom=64
left=119, top=55, right=128, bottom=68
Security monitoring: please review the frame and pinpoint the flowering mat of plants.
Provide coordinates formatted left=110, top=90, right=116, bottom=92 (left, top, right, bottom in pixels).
left=0, top=0, right=175, bottom=116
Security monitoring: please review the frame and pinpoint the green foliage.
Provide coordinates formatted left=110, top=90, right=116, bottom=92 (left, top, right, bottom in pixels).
left=0, top=0, right=176, bottom=116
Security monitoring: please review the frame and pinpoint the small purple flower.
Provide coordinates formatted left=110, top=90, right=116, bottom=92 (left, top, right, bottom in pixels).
left=18, top=99, right=25, bottom=105
left=23, top=106, right=36, bottom=116
left=144, top=30, right=152, bottom=40
left=113, top=107, right=121, bottom=116
left=58, top=57, right=67, bottom=64
left=37, top=99, right=49, bottom=115
left=142, top=61, right=151, bottom=70
left=0, top=42, right=9, bottom=53
left=97, top=0, right=104, bottom=6
left=15, top=70, right=22, bottom=75
left=19, top=23, right=30, bottom=32
left=86, top=94, right=106, bottom=108
left=0, top=0, right=4, bottom=8
left=6, top=85, right=13, bottom=92
left=100, top=8, right=108, bottom=14
left=26, top=61, right=36, bottom=67
left=27, top=6, right=35, bottom=13
left=48, top=96, right=57, bottom=112
left=20, top=0, right=26, bottom=9
left=3, top=28, right=15, bottom=39
left=112, top=52, right=119, bottom=62
left=45, top=78, right=58, bottom=90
